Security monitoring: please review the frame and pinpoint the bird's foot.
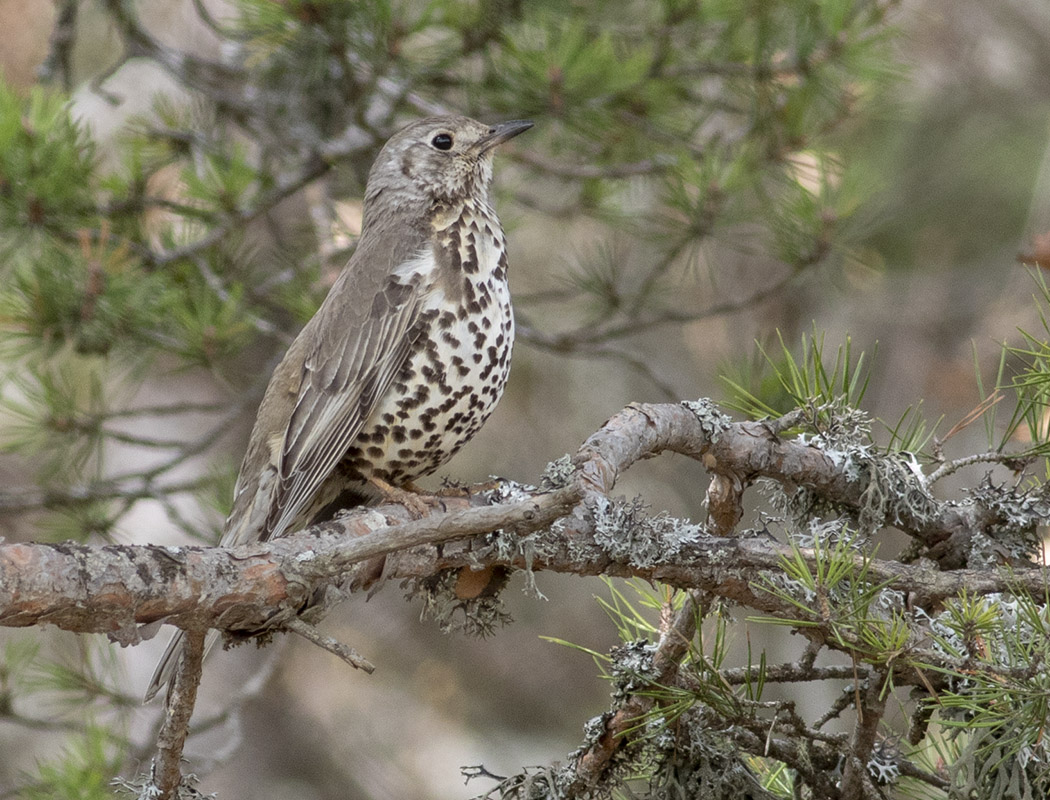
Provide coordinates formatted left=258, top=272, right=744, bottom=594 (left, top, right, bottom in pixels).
left=435, top=477, right=502, bottom=498
left=368, top=476, right=442, bottom=519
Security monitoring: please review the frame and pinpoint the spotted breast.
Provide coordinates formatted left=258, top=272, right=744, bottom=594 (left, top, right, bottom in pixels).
left=340, top=197, right=514, bottom=485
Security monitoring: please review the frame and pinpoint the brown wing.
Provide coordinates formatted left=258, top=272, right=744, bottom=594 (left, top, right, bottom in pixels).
left=146, top=238, right=433, bottom=703
left=262, top=272, right=425, bottom=540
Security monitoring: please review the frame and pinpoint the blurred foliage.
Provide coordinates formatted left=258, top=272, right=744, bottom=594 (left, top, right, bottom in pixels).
left=2, top=0, right=1050, bottom=798
left=0, top=0, right=899, bottom=568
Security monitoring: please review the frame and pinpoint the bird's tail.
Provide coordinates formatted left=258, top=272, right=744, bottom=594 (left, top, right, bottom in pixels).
left=143, top=628, right=221, bottom=703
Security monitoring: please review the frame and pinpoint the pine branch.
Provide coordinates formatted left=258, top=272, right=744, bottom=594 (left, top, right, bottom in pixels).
left=1, top=401, right=1046, bottom=637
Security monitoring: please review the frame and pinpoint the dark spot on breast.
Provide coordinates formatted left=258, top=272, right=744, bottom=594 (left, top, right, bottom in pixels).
left=463, top=237, right=480, bottom=274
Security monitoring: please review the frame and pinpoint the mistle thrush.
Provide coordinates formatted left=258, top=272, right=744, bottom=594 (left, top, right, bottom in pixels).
left=145, top=115, right=532, bottom=701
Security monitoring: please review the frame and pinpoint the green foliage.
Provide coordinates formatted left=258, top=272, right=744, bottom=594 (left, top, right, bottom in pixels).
left=723, top=298, right=1050, bottom=480
left=0, top=85, right=96, bottom=235
left=721, top=327, right=872, bottom=419
left=3, top=234, right=167, bottom=358
left=0, top=636, right=131, bottom=799
left=0, top=356, right=112, bottom=482
left=168, top=282, right=257, bottom=369
left=921, top=591, right=1050, bottom=774
left=752, top=535, right=909, bottom=680
left=20, top=725, right=121, bottom=800
left=1000, top=272, right=1050, bottom=462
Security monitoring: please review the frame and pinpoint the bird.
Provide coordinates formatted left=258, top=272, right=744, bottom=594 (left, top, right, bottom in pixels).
left=144, top=115, right=533, bottom=702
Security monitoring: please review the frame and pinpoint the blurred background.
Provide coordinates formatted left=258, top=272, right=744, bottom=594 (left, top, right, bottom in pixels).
left=1, top=0, right=1049, bottom=797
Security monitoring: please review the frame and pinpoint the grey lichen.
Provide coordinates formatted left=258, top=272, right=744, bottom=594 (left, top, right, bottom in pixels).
left=589, top=496, right=705, bottom=568
left=866, top=738, right=901, bottom=786
left=762, top=405, right=940, bottom=539
left=609, top=639, right=658, bottom=699
left=648, top=720, right=771, bottom=800
left=406, top=570, right=511, bottom=637
left=855, top=450, right=939, bottom=534
left=791, top=516, right=853, bottom=548
left=966, top=477, right=1050, bottom=566
left=540, top=455, right=576, bottom=490
left=463, top=764, right=568, bottom=800
left=486, top=477, right=540, bottom=504
left=681, top=398, right=733, bottom=444
left=113, top=772, right=214, bottom=799
left=466, top=479, right=563, bottom=599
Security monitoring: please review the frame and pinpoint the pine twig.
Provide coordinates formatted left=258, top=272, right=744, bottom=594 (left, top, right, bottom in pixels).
left=285, top=618, right=375, bottom=674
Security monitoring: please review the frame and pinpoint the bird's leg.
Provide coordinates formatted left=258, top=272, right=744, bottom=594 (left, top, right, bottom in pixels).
left=367, top=475, right=441, bottom=518
left=433, top=478, right=500, bottom=498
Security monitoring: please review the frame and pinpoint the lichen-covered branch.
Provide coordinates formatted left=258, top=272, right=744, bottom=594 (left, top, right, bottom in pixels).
left=2, top=401, right=1046, bottom=637
left=2, top=399, right=1047, bottom=797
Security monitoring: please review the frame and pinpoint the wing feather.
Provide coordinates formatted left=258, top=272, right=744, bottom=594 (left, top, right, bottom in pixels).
left=262, top=262, right=430, bottom=540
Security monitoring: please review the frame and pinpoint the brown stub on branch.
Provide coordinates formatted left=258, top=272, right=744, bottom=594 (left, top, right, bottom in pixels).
left=706, top=471, right=745, bottom=536
left=455, top=565, right=511, bottom=599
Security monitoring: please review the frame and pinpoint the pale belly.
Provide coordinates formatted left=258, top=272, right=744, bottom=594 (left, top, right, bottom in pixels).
left=341, top=282, right=514, bottom=484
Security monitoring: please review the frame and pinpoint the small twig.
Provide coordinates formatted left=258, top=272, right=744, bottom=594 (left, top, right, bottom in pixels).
left=189, top=0, right=248, bottom=40
left=285, top=617, right=375, bottom=673
left=515, top=329, right=680, bottom=400
left=190, top=253, right=289, bottom=340
left=927, top=450, right=1023, bottom=485
left=150, top=629, right=206, bottom=799
left=839, top=670, right=887, bottom=800
left=720, top=660, right=861, bottom=686
left=518, top=270, right=803, bottom=353
left=102, top=401, right=230, bottom=418
left=37, top=0, right=78, bottom=90
left=0, top=476, right=213, bottom=512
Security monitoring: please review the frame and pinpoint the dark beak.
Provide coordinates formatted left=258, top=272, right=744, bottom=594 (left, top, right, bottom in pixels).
left=479, top=119, right=534, bottom=152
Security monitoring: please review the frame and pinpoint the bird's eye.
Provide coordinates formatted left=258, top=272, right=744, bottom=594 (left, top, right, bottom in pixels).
left=431, top=133, right=453, bottom=151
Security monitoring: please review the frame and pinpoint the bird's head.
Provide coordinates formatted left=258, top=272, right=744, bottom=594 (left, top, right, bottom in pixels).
left=364, top=115, right=532, bottom=213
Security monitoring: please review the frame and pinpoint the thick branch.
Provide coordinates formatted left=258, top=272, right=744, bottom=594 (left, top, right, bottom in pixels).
left=1, top=402, right=1046, bottom=639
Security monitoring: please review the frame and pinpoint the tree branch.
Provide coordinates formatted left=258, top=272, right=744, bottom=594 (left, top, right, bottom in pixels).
left=2, top=402, right=1046, bottom=640
left=151, top=628, right=205, bottom=799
